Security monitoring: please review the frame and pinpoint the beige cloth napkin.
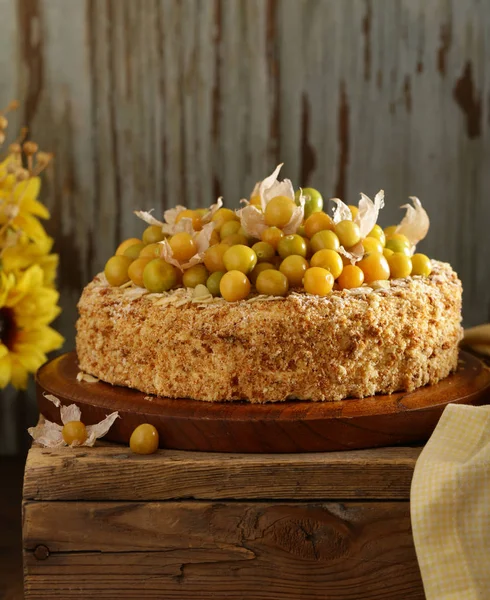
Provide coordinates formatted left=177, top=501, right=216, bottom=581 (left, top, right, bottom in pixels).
left=411, top=402, right=490, bottom=599
left=461, top=324, right=490, bottom=358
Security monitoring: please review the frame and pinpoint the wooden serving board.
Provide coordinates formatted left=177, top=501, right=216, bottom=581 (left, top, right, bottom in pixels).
left=36, top=351, right=490, bottom=453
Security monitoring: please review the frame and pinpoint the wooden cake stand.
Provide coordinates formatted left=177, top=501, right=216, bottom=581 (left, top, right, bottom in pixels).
left=36, top=350, right=490, bottom=453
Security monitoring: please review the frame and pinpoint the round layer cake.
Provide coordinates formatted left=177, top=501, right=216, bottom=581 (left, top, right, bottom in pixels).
left=76, top=260, right=462, bottom=403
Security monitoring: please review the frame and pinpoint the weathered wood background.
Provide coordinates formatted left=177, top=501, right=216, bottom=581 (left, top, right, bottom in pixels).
left=1, top=0, right=490, bottom=451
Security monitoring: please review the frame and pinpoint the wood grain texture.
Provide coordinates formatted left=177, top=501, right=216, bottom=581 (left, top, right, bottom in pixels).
left=23, top=500, right=423, bottom=599
left=0, top=0, right=488, bottom=344
left=35, top=350, right=490, bottom=453
left=23, top=442, right=421, bottom=501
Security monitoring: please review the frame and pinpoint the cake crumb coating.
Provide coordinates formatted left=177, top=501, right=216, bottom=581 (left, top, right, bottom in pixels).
left=76, top=261, right=463, bottom=403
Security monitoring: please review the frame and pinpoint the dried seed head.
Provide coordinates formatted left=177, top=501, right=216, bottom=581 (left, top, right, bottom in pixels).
left=15, top=168, right=29, bottom=181
left=23, top=141, right=38, bottom=155
left=6, top=161, right=18, bottom=174
left=5, top=100, right=19, bottom=113
left=8, top=143, right=21, bottom=154
left=0, top=116, right=8, bottom=129
left=36, top=151, right=53, bottom=167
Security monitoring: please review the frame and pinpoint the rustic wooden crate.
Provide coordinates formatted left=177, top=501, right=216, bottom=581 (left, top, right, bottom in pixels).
left=23, top=443, right=424, bottom=599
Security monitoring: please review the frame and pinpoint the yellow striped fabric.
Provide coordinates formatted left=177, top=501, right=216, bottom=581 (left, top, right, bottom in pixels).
left=411, top=404, right=490, bottom=599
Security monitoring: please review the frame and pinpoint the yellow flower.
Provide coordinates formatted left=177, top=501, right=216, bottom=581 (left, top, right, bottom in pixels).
left=0, top=264, right=64, bottom=389
left=0, top=156, right=50, bottom=243
left=1, top=232, right=59, bottom=286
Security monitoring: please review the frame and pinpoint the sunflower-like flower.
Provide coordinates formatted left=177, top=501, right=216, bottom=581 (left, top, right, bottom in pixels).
left=0, top=101, right=63, bottom=389
left=0, top=265, right=63, bottom=389
left=1, top=232, right=58, bottom=286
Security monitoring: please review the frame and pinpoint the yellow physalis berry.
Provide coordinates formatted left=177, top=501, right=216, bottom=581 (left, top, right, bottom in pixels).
left=128, top=257, right=151, bottom=287
left=143, top=258, right=179, bottom=292
left=139, top=243, right=163, bottom=259
left=104, top=255, right=132, bottom=286
left=221, top=233, right=249, bottom=247
left=348, top=205, right=358, bottom=219
left=388, top=253, right=412, bottom=279
left=383, top=248, right=394, bottom=259
left=279, top=255, right=309, bottom=287
left=62, top=421, right=88, bottom=445
left=304, top=211, right=334, bottom=239
left=303, top=267, right=334, bottom=296
left=123, top=243, right=146, bottom=260
left=337, top=264, right=364, bottom=290
left=220, top=270, right=251, bottom=302
left=212, top=208, right=238, bottom=231
left=183, top=264, right=209, bottom=288
left=334, top=220, right=361, bottom=248
left=206, top=271, right=225, bottom=296
left=175, top=209, right=202, bottom=231
left=169, top=232, right=197, bottom=262
left=223, top=245, right=257, bottom=274
left=250, top=262, right=276, bottom=285
left=256, top=270, right=289, bottom=297
left=368, top=224, right=386, bottom=247
left=362, top=236, right=383, bottom=255
left=194, top=208, right=209, bottom=218
left=204, top=243, right=230, bottom=272
left=385, top=238, right=411, bottom=256
left=310, top=230, right=340, bottom=253
left=310, top=249, right=343, bottom=279
left=130, top=424, right=159, bottom=455
left=209, top=229, right=221, bottom=246
left=252, top=241, right=276, bottom=263
left=277, top=234, right=307, bottom=259
left=384, top=225, right=398, bottom=238
left=116, top=238, right=142, bottom=256
left=250, top=195, right=262, bottom=208
left=261, top=226, right=284, bottom=249
left=263, top=195, right=296, bottom=228
left=143, top=226, right=166, bottom=245
left=220, top=220, right=241, bottom=240
left=358, top=253, right=390, bottom=283
left=411, top=254, right=432, bottom=277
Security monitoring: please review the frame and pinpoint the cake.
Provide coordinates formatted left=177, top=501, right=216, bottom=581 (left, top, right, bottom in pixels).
left=76, top=165, right=463, bottom=403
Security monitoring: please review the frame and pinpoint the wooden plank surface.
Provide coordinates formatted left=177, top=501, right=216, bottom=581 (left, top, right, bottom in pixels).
left=23, top=500, right=423, bottom=599
left=23, top=443, right=421, bottom=501
left=0, top=0, right=488, bottom=346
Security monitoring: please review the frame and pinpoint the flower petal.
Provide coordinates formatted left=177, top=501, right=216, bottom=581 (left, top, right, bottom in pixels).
left=0, top=355, right=12, bottom=388
left=85, top=412, right=120, bottom=445
left=163, top=205, right=187, bottom=228
left=355, top=190, right=385, bottom=238
left=338, top=241, right=364, bottom=264
left=182, top=222, right=216, bottom=268
left=159, top=239, right=183, bottom=271
left=396, top=196, right=430, bottom=249
left=134, top=210, right=165, bottom=228
left=330, top=198, right=352, bottom=223
left=28, top=419, right=64, bottom=448
left=172, top=217, right=195, bottom=235
left=237, top=205, right=267, bottom=238
left=201, top=197, right=223, bottom=224
left=10, top=358, right=28, bottom=390
left=60, top=403, right=82, bottom=425
left=283, top=193, right=305, bottom=235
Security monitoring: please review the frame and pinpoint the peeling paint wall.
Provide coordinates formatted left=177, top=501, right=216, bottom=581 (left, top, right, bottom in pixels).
left=1, top=0, right=490, bottom=450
